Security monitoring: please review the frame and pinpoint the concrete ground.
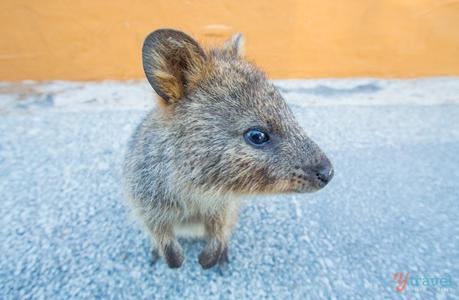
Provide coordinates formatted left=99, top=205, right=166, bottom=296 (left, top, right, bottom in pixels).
left=0, top=78, right=458, bottom=299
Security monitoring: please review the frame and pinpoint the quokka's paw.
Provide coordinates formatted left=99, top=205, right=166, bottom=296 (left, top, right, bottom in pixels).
left=164, top=241, right=184, bottom=268
left=198, top=240, right=224, bottom=269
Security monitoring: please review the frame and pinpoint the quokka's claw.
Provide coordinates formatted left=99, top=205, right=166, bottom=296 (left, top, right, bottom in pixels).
left=218, top=246, right=229, bottom=265
left=216, top=246, right=229, bottom=275
left=150, top=248, right=160, bottom=266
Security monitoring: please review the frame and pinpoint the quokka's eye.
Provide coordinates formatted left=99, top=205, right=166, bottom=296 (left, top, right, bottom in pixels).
left=244, top=128, right=270, bottom=147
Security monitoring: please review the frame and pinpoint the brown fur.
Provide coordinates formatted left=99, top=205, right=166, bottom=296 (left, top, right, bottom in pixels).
left=123, top=29, right=333, bottom=270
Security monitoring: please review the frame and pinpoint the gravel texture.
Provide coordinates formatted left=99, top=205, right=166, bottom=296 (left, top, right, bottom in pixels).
left=0, top=79, right=458, bottom=299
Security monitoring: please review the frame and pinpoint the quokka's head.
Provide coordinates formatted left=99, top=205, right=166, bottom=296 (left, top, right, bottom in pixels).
left=142, top=29, right=333, bottom=194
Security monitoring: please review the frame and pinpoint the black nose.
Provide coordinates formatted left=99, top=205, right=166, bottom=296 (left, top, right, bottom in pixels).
left=315, top=157, right=334, bottom=184
left=303, top=157, right=334, bottom=186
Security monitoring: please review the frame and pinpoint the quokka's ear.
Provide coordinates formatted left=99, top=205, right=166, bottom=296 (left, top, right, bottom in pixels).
left=223, top=33, right=244, bottom=57
left=142, top=29, right=207, bottom=104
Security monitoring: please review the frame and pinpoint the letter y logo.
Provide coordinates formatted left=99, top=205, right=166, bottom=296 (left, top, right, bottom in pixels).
left=393, top=272, right=410, bottom=292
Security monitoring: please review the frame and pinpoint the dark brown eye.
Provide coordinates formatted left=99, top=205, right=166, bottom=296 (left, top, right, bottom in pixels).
left=244, top=128, right=270, bottom=147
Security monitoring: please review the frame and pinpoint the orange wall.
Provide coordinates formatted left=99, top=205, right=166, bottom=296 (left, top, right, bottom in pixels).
left=1, top=0, right=459, bottom=80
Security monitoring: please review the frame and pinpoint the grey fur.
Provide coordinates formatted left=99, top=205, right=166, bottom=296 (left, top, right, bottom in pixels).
left=123, top=29, right=333, bottom=269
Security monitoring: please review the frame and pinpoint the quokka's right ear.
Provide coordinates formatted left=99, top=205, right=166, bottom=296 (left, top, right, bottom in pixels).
left=223, top=33, right=244, bottom=57
left=142, top=29, right=207, bottom=104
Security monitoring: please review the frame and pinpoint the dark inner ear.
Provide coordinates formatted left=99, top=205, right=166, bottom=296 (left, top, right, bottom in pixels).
left=142, top=29, right=206, bottom=103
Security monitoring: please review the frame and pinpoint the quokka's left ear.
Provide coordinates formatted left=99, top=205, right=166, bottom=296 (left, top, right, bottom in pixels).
left=223, top=33, right=244, bottom=57
left=142, top=29, right=207, bottom=104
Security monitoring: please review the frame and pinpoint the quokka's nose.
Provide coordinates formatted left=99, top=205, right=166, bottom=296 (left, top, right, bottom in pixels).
left=303, top=156, right=334, bottom=187
left=315, top=157, right=334, bottom=184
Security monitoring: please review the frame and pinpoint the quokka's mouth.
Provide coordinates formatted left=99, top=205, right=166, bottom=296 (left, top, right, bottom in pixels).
left=290, top=159, right=334, bottom=193
left=292, top=179, right=327, bottom=193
